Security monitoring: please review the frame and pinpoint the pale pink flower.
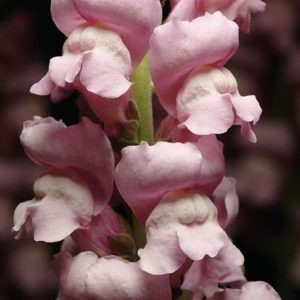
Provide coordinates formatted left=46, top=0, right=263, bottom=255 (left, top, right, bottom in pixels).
left=115, top=135, right=225, bottom=223
left=54, top=251, right=171, bottom=300
left=182, top=238, right=245, bottom=299
left=30, top=27, right=132, bottom=135
left=150, top=13, right=261, bottom=142
left=170, top=0, right=266, bottom=33
left=13, top=117, right=114, bottom=242
left=31, top=0, right=162, bottom=135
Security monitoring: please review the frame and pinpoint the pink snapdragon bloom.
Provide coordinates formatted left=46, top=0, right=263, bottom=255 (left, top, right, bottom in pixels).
left=54, top=251, right=171, bottom=300
left=31, top=0, right=162, bottom=135
left=209, top=281, right=281, bottom=299
left=31, top=26, right=133, bottom=130
left=115, top=136, right=241, bottom=274
left=150, top=13, right=261, bottom=142
left=170, top=0, right=266, bottom=33
left=13, top=117, right=114, bottom=242
left=182, top=239, right=245, bottom=299
left=116, top=135, right=225, bottom=223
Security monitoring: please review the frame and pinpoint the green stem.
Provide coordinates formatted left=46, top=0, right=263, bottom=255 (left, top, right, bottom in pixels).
left=130, top=54, right=154, bottom=145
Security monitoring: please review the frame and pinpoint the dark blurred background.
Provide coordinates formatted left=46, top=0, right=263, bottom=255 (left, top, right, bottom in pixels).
left=0, top=0, right=299, bottom=299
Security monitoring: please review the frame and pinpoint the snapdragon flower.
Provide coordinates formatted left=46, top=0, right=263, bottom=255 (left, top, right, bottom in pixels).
left=13, top=117, right=114, bottom=242
left=150, top=12, right=262, bottom=142
left=115, top=137, right=244, bottom=274
left=31, top=0, right=162, bottom=136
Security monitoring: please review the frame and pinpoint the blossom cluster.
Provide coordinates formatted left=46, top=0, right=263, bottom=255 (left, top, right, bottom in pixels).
left=13, top=0, right=281, bottom=299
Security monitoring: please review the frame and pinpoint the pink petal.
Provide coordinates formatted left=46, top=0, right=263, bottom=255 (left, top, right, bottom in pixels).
left=232, top=94, right=262, bottom=124
left=30, top=71, right=72, bottom=101
left=176, top=196, right=227, bottom=260
left=116, top=139, right=224, bottom=222
left=20, top=117, right=114, bottom=214
left=138, top=196, right=188, bottom=274
left=13, top=199, right=36, bottom=238
left=213, top=177, right=239, bottom=228
left=216, top=239, right=244, bottom=269
left=177, top=221, right=226, bottom=260
left=176, top=68, right=235, bottom=135
left=48, top=53, right=83, bottom=87
left=55, top=252, right=172, bottom=300
left=178, top=93, right=234, bottom=135
left=13, top=174, right=94, bottom=242
left=181, top=260, right=204, bottom=295
left=30, top=72, right=55, bottom=96
left=240, top=121, right=257, bottom=143
left=138, top=230, right=186, bottom=275
left=195, top=135, right=225, bottom=193
left=150, top=12, right=239, bottom=116
left=80, top=49, right=131, bottom=99
left=51, top=0, right=86, bottom=36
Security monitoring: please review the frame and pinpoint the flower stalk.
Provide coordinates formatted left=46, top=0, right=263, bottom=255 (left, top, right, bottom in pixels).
left=130, top=54, right=154, bottom=145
